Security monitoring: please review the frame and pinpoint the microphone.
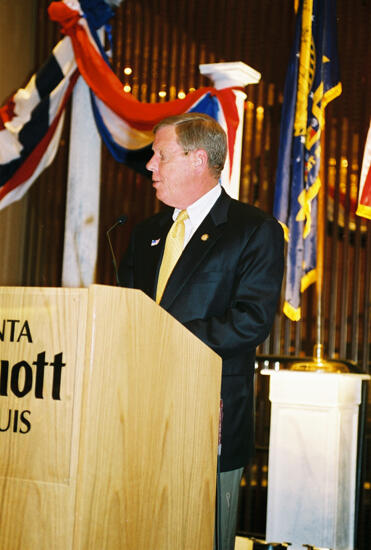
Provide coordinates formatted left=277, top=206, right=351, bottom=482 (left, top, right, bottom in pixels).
left=106, top=215, right=127, bottom=285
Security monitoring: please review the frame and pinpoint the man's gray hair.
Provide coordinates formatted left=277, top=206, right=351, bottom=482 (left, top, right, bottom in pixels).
left=154, top=112, right=227, bottom=179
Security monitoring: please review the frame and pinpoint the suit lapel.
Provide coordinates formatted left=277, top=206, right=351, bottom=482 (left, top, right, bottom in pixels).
left=160, top=190, right=231, bottom=309
left=139, top=212, right=172, bottom=298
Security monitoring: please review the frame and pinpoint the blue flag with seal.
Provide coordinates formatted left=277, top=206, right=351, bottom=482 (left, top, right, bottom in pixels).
left=273, top=0, right=342, bottom=321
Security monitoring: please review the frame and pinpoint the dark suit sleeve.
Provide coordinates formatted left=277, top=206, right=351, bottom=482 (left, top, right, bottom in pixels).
left=183, top=218, right=284, bottom=359
left=118, top=232, right=135, bottom=288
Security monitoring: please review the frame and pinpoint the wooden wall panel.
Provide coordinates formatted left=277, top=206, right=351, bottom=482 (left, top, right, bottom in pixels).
left=13, top=0, right=369, bottom=373
left=1, top=1, right=369, bottom=547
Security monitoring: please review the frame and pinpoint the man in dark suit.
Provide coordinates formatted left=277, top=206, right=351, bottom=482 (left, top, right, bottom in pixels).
left=119, top=112, right=284, bottom=549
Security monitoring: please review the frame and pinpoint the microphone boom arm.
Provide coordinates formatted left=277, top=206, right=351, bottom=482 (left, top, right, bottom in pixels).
left=106, top=215, right=127, bottom=285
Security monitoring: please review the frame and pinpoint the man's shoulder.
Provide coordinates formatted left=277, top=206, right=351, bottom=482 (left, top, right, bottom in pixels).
left=222, top=193, right=278, bottom=229
left=223, top=197, right=284, bottom=250
left=230, top=198, right=269, bottom=218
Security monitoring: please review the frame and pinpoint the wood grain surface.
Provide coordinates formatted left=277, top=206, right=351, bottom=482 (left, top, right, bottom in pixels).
left=0, top=285, right=221, bottom=549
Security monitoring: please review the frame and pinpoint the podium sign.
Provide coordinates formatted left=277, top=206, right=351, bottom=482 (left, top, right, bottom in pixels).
left=0, top=287, right=88, bottom=549
left=0, top=285, right=221, bottom=550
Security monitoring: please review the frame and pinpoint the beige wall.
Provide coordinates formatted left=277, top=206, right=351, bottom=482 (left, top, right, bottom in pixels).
left=0, top=0, right=37, bottom=284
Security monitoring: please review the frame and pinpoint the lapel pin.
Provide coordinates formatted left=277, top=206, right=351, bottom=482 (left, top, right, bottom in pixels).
left=201, top=233, right=209, bottom=241
left=151, top=238, right=161, bottom=246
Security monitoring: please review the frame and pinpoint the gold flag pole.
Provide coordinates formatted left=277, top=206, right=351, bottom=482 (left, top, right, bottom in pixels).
left=313, top=131, right=327, bottom=363
left=291, top=132, right=349, bottom=372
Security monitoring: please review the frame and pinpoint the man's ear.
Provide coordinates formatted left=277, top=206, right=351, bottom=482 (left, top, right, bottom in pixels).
left=192, top=149, right=208, bottom=168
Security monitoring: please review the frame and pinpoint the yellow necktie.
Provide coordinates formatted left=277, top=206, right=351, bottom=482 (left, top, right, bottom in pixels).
left=156, top=210, right=188, bottom=303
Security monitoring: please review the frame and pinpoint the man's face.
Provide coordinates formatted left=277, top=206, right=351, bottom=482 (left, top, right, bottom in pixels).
left=146, top=125, right=198, bottom=208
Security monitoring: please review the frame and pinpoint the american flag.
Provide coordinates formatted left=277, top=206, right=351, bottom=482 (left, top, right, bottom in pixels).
left=0, top=0, right=241, bottom=211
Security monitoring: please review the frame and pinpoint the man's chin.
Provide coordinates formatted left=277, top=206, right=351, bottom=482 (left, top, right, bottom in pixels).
left=156, top=191, right=174, bottom=208
left=154, top=190, right=165, bottom=204
left=154, top=188, right=162, bottom=201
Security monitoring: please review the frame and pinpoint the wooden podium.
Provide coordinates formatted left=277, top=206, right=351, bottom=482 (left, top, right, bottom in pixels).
left=0, top=285, right=222, bottom=550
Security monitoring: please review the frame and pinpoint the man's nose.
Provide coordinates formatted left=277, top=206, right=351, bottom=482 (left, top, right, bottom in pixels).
left=146, top=155, right=156, bottom=172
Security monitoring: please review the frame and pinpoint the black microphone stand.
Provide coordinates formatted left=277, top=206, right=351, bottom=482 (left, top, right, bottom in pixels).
left=106, top=215, right=127, bottom=285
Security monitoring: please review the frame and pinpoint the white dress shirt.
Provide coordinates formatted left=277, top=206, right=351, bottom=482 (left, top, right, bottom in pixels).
left=173, top=184, right=222, bottom=249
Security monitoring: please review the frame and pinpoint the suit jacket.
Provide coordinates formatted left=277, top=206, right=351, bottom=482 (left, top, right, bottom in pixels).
left=119, top=189, right=284, bottom=471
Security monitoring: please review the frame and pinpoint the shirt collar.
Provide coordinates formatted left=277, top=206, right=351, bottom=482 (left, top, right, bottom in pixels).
left=173, top=184, right=222, bottom=227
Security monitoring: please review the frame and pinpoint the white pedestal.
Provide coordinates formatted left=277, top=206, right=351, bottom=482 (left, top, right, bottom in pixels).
left=262, top=370, right=370, bottom=550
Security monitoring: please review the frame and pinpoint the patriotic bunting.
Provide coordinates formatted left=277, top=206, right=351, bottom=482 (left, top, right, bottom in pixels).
left=0, top=0, right=241, bottom=210
left=0, top=37, right=78, bottom=209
